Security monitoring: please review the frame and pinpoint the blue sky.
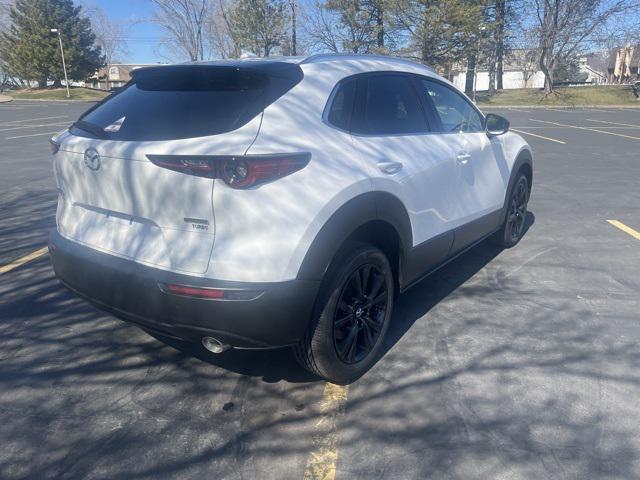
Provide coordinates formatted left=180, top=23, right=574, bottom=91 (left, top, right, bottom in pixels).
left=79, top=0, right=166, bottom=64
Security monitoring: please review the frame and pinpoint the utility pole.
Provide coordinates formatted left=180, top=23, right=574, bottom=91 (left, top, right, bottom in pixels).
left=50, top=29, right=70, bottom=98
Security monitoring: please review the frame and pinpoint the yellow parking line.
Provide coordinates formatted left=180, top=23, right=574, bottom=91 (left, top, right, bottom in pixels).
left=0, top=247, right=49, bottom=275
left=529, top=119, right=640, bottom=141
left=586, top=118, right=639, bottom=128
left=303, top=383, right=349, bottom=480
left=607, top=220, right=640, bottom=241
left=511, top=128, right=566, bottom=144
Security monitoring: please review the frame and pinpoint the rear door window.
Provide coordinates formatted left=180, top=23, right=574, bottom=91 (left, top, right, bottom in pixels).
left=326, top=78, right=356, bottom=131
left=352, top=74, right=429, bottom=136
left=73, top=63, right=303, bottom=141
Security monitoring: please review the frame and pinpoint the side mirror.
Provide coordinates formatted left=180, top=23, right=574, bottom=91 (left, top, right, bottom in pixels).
left=485, top=113, right=510, bottom=137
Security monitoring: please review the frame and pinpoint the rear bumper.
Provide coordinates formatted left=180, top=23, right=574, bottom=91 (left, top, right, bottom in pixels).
left=48, top=230, right=320, bottom=349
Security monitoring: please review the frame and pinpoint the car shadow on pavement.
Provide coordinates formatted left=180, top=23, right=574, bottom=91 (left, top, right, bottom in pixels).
left=6, top=210, right=640, bottom=479
left=154, top=212, right=537, bottom=384
left=382, top=211, right=536, bottom=359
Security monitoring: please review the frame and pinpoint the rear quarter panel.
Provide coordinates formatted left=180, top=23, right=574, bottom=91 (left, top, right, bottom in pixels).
left=207, top=63, right=374, bottom=283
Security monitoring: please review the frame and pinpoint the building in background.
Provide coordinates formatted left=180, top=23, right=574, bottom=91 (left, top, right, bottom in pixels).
left=450, top=49, right=545, bottom=91
left=87, top=64, right=159, bottom=90
left=449, top=49, right=609, bottom=91
left=608, top=45, right=639, bottom=83
left=578, top=56, right=607, bottom=84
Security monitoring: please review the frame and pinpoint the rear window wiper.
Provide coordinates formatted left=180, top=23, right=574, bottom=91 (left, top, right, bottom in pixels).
left=71, top=120, right=110, bottom=139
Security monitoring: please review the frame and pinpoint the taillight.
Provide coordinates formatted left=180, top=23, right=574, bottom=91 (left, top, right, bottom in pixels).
left=49, top=129, right=69, bottom=154
left=49, top=137, right=61, bottom=154
left=147, top=153, right=311, bottom=189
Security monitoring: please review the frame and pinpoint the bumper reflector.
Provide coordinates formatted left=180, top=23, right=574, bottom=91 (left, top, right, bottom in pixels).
left=158, top=283, right=264, bottom=301
left=160, top=283, right=224, bottom=299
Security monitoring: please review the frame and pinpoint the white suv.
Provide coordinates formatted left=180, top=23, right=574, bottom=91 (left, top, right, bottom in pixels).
left=49, top=54, right=532, bottom=384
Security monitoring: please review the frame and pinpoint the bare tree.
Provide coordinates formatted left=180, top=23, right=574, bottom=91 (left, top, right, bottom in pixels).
left=207, top=0, right=240, bottom=58
left=533, top=0, right=640, bottom=94
left=152, top=0, right=209, bottom=61
left=301, top=1, right=345, bottom=53
left=84, top=5, right=130, bottom=73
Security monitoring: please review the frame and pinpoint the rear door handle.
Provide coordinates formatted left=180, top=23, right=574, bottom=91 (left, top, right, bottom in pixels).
left=377, top=161, right=403, bottom=174
left=456, top=152, right=471, bottom=164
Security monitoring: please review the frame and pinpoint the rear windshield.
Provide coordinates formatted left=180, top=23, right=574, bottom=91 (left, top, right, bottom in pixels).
left=72, top=63, right=303, bottom=141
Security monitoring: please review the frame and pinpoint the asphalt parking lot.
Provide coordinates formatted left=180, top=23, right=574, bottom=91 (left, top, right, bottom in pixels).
left=1, top=100, right=639, bottom=479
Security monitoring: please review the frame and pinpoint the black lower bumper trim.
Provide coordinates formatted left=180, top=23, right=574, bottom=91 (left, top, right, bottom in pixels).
left=49, top=230, right=320, bottom=349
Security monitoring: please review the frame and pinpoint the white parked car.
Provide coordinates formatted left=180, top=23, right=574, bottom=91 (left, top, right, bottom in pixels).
left=49, top=54, right=532, bottom=383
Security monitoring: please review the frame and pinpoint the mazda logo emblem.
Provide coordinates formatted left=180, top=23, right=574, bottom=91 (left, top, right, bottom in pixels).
left=84, top=148, right=101, bottom=171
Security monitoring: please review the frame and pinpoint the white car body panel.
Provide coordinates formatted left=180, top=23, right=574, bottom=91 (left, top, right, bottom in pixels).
left=54, top=115, right=261, bottom=274
left=53, top=55, right=531, bottom=283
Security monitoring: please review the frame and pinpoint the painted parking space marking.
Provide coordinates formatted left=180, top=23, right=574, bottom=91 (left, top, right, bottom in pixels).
left=0, top=121, right=70, bottom=132
left=529, top=118, right=640, bottom=141
left=511, top=128, right=566, bottom=144
left=0, top=115, right=69, bottom=126
left=607, top=220, right=640, bottom=241
left=512, top=126, right=640, bottom=130
left=4, top=130, right=61, bottom=140
left=586, top=118, right=638, bottom=128
left=1, top=104, right=45, bottom=108
left=303, top=383, right=349, bottom=480
left=0, top=247, right=49, bottom=275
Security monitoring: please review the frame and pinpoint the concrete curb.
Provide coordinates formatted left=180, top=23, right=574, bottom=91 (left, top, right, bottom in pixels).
left=0, top=94, right=13, bottom=103
left=478, top=104, right=640, bottom=109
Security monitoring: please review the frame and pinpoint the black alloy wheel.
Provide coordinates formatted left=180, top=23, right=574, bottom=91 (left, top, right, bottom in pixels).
left=495, top=174, right=529, bottom=247
left=294, top=243, right=394, bottom=384
left=333, top=264, right=389, bottom=364
left=507, top=177, right=528, bottom=243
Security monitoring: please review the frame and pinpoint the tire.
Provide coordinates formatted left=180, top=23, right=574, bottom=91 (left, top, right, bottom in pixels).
left=294, top=243, right=395, bottom=384
left=494, top=174, right=529, bottom=248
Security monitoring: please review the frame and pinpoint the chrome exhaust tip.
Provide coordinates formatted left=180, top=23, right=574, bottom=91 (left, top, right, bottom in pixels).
left=201, top=336, right=231, bottom=354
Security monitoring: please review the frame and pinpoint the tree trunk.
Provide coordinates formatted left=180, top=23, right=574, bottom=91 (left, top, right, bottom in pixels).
left=497, top=52, right=504, bottom=91
left=290, top=0, right=297, bottom=55
left=38, top=78, right=48, bottom=89
left=488, top=57, right=497, bottom=94
left=539, top=47, right=554, bottom=94
left=496, top=0, right=506, bottom=91
left=465, top=55, right=476, bottom=95
left=52, top=79, right=62, bottom=88
left=376, top=4, right=384, bottom=48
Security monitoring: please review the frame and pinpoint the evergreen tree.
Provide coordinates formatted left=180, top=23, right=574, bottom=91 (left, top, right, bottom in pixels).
left=228, top=0, right=289, bottom=57
left=392, top=0, right=484, bottom=67
left=0, top=0, right=103, bottom=87
left=324, top=0, right=387, bottom=53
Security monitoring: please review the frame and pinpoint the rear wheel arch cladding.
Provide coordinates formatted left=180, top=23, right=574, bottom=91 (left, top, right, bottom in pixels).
left=296, top=191, right=411, bottom=289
